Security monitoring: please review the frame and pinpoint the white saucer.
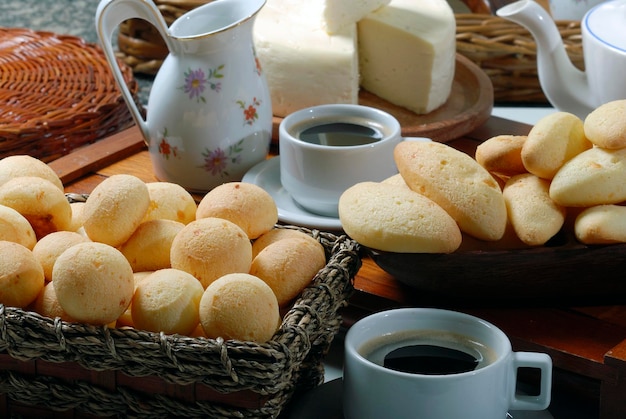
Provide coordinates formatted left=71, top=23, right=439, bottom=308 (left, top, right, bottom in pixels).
left=287, top=379, right=555, bottom=419
left=242, top=157, right=343, bottom=231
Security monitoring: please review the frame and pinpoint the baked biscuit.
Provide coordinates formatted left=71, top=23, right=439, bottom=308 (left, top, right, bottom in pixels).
left=574, top=204, right=626, bottom=244
left=53, top=242, right=134, bottom=325
left=249, top=235, right=326, bottom=306
left=0, top=241, right=45, bottom=308
left=0, top=176, right=72, bottom=239
left=549, top=146, right=626, bottom=206
left=503, top=173, right=566, bottom=246
left=475, top=135, right=527, bottom=178
left=32, top=282, right=75, bottom=322
left=170, top=217, right=252, bottom=288
left=119, top=219, right=185, bottom=272
left=338, top=181, right=462, bottom=252
left=143, top=182, right=197, bottom=225
left=131, top=268, right=204, bottom=335
left=521, top=112, right=591, bottom=179
left=196, top=182, right=278, bottom=239
left=32, top=231, right=90, bottom=281
left=82, top=174, right=150, bottom=247
left=199, top=273, right=280, bottom=343
left=394, top=141, right=506, bottom=241
left=584, top=99, right=626, bottom=149
left=0, top=155, right=63, bottom=191
left=252, top=228, right=322, bottom=259
left=0, top=204, right=37, bottom=250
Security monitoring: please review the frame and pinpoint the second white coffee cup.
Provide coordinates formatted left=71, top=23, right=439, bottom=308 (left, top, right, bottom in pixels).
left=279, top=104, right=429, bottom=217
left=343, top=308, right=553, bottom=419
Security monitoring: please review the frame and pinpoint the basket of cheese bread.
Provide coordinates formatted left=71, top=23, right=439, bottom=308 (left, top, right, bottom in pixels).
left=339, top=100, right=626, bottom=305
left=0, top=163, right=361, bottom=418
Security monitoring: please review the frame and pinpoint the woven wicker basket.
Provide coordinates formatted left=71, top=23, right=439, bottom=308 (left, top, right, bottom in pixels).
left=116, top=3, right=584, bottom=104
left=0, top=222, right=360, bottom=418
left=0, top=28, right=140, bottom=163
left=456, top=13, right=584, bottom=103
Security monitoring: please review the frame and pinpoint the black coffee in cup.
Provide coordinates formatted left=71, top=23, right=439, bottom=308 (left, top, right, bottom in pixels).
left=359, top=329, right=497, bottom=376
left=294, top=118, right=385, bottom=147
left=383, top=344, right=479, bottom=375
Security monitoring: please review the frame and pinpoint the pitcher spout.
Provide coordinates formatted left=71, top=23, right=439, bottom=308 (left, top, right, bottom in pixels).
left=497, top=0, right=593, bottom=118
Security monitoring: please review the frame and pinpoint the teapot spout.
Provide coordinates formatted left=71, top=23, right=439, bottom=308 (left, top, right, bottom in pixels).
left=497, top=0, right=593, bottom=118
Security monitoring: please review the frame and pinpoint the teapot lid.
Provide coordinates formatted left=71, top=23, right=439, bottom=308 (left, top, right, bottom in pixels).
left=585, top=0, right=626, bottom=51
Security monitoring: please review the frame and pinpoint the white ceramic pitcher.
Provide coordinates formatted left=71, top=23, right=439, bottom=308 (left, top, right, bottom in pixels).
left=96, top=0, right=272, bottom=192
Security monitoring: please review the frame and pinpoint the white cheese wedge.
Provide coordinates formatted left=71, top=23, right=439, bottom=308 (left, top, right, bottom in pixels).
left=263, top=0, right=391, bottom=34
left=254, top=4, right=359, bottom=117
left=358, top=0, right=456, bottom=114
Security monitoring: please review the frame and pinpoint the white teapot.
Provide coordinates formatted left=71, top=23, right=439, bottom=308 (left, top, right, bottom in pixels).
left=497, top=0, right=626, bottom=118
left=96, top=0, right=272, bottom=192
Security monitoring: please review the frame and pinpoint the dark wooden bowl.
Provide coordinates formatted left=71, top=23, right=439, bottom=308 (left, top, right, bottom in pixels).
left=365, top=229, right=626, bottom=306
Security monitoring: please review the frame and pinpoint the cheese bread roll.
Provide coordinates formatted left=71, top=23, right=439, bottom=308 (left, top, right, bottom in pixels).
left=199, top=273, right=279, bottom=343
left=196, top=182, right=278, bottom=240
left=82, top=174, right=150, bottom=247
left=338, top=181, right=461, bottom=253
left=394, top=141, right=506, bottom=241
left=549, top=147, right=626, bottom=207
left=0, top=155, right=63, bottom=191
left=584, top=99, right=626, bottom=149
left=575, top=205, right=626, bottom=244
left=475, top=135, right=527, bottom=178
left=521, top=112, right=591, bottom=179
left=0, top=241, right=45, bottom=308
left=53, top=242, right=134, bottom=325
left=0, top=204, right=37, bottom=250
left=0, top=176, right=72, bottom=239
left=143, top=182, right=197, bottom=225
left=170, top=217, right=252, bottom=288
left=503, top=173, right=566, bottom=246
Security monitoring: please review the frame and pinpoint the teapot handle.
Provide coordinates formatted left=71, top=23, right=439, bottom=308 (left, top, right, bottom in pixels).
left=95, top=0, right=174, bottom=144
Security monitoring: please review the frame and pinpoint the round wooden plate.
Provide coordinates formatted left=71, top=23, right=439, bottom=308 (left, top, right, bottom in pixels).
left=271, top=53, right=494, bottom=143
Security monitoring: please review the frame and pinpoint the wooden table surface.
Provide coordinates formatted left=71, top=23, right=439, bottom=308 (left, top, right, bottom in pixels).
left=49, top=117, right=626, bottom=419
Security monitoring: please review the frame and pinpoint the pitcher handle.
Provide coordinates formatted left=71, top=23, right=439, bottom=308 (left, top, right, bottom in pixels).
left=95, top=0, right=174, bottom=144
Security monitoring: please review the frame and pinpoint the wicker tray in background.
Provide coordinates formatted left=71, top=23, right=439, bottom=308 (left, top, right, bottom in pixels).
left=456, top=13, right=584, bottom=103
left=0, top=28, right=140, bottom=163
left=0, top=224, right=361, bottom=418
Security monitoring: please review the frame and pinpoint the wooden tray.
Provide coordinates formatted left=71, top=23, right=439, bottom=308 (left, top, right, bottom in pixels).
left=271, top=54, right=494, bottom=144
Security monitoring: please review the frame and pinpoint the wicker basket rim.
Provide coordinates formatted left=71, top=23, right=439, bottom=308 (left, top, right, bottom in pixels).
left=0, top=27, right=138, bottom=135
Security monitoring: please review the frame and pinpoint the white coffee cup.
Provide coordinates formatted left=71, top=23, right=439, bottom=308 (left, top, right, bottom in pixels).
left=343, top=308, right=553, bottom=419
left=279, top=104, right=429, bottom=217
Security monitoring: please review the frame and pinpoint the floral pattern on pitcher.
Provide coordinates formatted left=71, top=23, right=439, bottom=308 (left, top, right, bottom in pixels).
left=157, top=127, right=180, bottom=160
left=180, top=65, right=224, bottom=103
left=237, top=97, right=262, bottom=126
left=200, top=138, right=244, bottom=177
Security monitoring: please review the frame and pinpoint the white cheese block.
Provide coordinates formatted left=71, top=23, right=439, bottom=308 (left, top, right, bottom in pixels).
left=263, top=0, right=391, bottom=34
left=254, top=4, right=359, bottom=117
left=358, top=0, right=456, bottom=114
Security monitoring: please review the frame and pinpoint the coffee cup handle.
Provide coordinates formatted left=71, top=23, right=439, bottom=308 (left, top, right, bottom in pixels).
left=509, top=352, right=553, bottom=411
